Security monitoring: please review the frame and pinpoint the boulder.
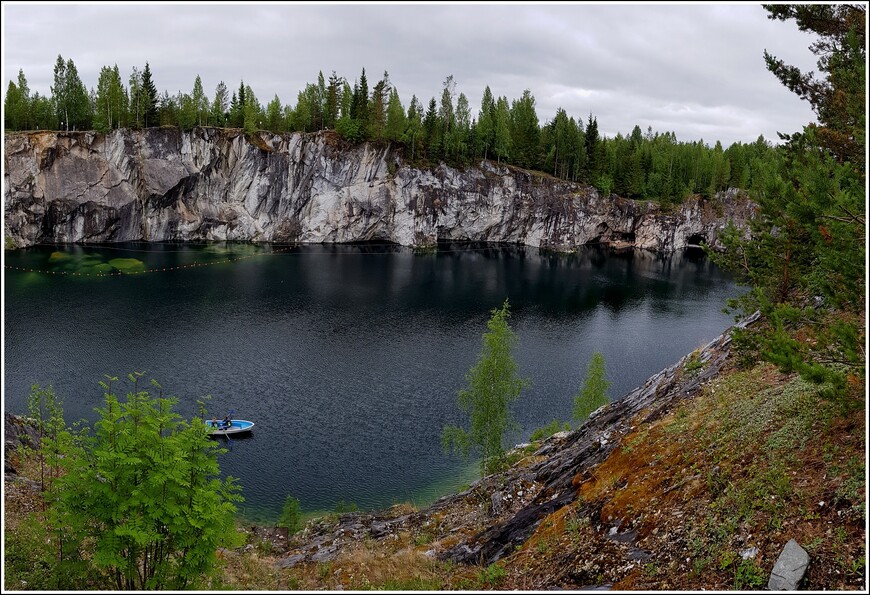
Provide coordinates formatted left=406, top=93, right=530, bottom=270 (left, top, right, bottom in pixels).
left=274, top=554, right=306, bottom=569
left=768, top=539, right=809, bottom=591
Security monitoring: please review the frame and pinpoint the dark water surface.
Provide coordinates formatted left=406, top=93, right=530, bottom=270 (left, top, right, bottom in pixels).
left=4, top=242, right=737, bottom=521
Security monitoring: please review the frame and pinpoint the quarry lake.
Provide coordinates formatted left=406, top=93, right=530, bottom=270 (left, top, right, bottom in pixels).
left=5, top=242, right=737, bottom=521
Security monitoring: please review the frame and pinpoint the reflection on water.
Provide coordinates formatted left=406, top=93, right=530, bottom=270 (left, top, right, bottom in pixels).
left=5, top=242, right=737, bottom=521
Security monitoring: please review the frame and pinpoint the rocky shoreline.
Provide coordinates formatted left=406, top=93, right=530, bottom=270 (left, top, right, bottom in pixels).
left=249, top=314, right=759, bottom=572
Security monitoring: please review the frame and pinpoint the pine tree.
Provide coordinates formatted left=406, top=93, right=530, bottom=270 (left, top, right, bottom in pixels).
left=30, top=92, right=54, bottom=130
left=57, top=58, right=91, bottom=131
left=51, top=55, right=68, bottom=130
left=714, top=4, right=865, bottom=394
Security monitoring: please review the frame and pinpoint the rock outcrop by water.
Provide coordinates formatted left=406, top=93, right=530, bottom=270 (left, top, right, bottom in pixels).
left=4, top=413, right=39, bottom=475
left=4, top=128, right=752, bottom=250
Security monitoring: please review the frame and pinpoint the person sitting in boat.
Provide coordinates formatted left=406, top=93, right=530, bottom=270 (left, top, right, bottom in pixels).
left=223, top=414, right=232, bottom=429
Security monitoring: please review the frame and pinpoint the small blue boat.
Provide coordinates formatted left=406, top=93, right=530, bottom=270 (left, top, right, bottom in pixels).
left=206, top=419, right=255, bottom=436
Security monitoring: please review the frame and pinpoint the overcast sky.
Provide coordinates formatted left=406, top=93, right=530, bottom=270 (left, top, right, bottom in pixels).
left=2, top=2, right=820, bottom=146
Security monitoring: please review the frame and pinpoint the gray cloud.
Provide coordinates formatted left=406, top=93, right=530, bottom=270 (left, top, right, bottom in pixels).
left=3, top=2, right=819, bottom=145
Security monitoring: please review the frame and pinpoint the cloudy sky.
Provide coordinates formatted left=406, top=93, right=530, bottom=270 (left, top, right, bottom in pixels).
left=3, top=2, right=820, bottom=146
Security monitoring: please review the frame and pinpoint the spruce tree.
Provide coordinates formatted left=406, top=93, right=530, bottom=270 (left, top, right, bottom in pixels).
left=141, top=62, right=158, bottom=127
left=211, top=81, right=229, bottom=126
left=325, top=71, right=342, bottom=129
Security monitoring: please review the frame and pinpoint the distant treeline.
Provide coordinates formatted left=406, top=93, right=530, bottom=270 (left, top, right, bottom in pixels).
left=4, top=56, right=778, bottom=205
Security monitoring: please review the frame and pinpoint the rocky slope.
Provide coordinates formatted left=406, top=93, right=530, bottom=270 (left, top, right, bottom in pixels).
left=257, top=315, right=759, bottom=570
left=230, top=313, right=864, bottom=591
left=4, top=128, right=752, bottom=250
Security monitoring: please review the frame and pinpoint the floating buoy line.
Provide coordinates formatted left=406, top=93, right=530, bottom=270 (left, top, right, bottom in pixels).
left=4, top=241, right=540, bottom=278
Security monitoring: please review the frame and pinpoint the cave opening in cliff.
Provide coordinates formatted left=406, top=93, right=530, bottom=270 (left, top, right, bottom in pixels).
left=686, top=234, right=707, bottom=247
left=615, top=231, right=636, bottom=243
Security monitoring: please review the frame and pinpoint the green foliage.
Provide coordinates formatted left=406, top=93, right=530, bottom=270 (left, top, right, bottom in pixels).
left=733, top=558, right=767, bottom=590
left=49, top=378, right=243, bottom=590
left=94, top=64, right=128, bottom=132
left=509, top=89, right=540, bottom=168
left=336, top=115, right=364, bottom=142
left=4, top=512, right=92, bottom=590
left=242, top=84, right=261, bottom=135
left=442, top=299, right=529, bottom=476
left=211, top=80, right=229, bottom=127
left=277, top=495, right=303, bottom=533
left=334, top=499, right=358, bottom=514
left=596, top=173, right=614, bottom=197
left=712, top=5, right=865, bottom=396
left=7, top=59, right=779, bottom=206
left=140, top=62, right=159, bottom=127
left=474, top=563, right=507, bottom=588
left=530, top=419, right=570, bottom=442
left=51, top=54, right=91, bottom=131
left=367, top=576, right=444, bottom=591
left=573, top=352, right=611, bottom=423
left=27, top=383, right=66, bottom=493
left=684, top=351, right=704, bottom=374
left=4, top=69, right=31, bottom=130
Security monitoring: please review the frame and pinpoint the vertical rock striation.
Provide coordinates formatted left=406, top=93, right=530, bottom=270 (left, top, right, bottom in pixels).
left=4, top=128, right=752, bottom=250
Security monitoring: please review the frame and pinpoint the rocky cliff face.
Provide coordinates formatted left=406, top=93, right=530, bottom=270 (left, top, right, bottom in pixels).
left=4, top=128, right=752, bottom=250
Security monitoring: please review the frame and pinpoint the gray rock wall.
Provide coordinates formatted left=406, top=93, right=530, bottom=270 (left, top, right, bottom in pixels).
left=4, top=128, right=753, bottom=250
